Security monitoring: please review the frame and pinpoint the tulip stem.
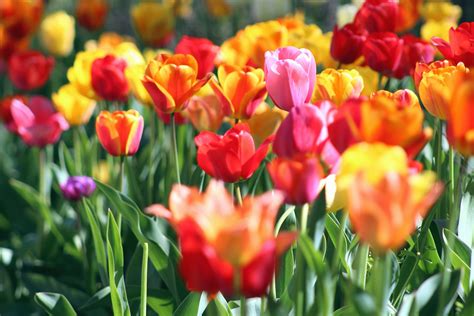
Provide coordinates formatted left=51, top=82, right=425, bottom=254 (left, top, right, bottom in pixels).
left=435, top=118, right=444, bottom=218
left=171, top=113, right=181, bottom=184
left=73, top=127, right=82, bottom=174
left=37, top=148, right=47, bottom=253
left=240, top=296, right=246, bottom=316
left=437, top=155, right=467, bottom=316
left=140, top=242, right=149, bottom=316
left=147, top=110, right=156, bottom=203
left=295, top=203, right=309, bottom=316
left=332, top=212, right=348, bottom=274
left=274, top=206, right=296, bottom=235
left=353, top=244, right=369, bottom=289
left=117, top=156, right=125, bottom=231
left=373, top=253, right=392, bottom=316
left=235, top=183, right=243, bottom=206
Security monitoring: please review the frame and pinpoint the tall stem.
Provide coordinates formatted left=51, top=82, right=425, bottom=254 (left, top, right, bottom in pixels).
left=235, top=183, right=243, bottom=206
left=374, top=253, right=392, bottom=316
left=73, top=127, right=82, bottom=174
left=117, top=156, right=125, bottom=231
left=240, top=296, right=246, bottom=316
left=171, top=113, right=181, bottom=184
left=140, top=242, right=149, bottom=316
left=147, top=110, right=156, bottom=203
left=295, top=204, right=309, bottom=316
left=354, top=244, right=369, bottom=289
left=332, top=212, right=348, bottom=273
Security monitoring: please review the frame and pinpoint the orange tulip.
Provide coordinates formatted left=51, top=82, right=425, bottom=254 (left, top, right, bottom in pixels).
left=349, top=171, right=443, bottom=252
left=146, top=180, right=297, bottom=297
left=415, top=60, right=469, bottom=120
left=142, top=53, right=211, bottom=113
left=130, top=1, right=175, bottom=47
left=76, top=0, right=108, bottom=31
left=244, top=103, right=287, bottom=147
left=0, top=0, right=43, bottom=39
left=95, top=110, right=144, bottom=156
left=210, top=64, right=267, bottom=120
left=219, top=30, right=252, bottom=68
left=183, top=86, right=225, bottom=132
left=396, top=0, right=422, bottom=33
left=313, top=68, right=364, bottom=106
left=244, top=21, right=288, bottom=68
left=447, top=72, right=474, bottom=156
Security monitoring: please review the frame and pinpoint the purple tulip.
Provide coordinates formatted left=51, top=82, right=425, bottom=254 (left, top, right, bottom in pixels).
left=264, top=46, right=316, bottom=111
left=60, top=176, right=96, bottom=201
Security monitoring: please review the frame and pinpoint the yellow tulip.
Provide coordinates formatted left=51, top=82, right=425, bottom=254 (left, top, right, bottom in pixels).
left=67, top=50, right=107, bottom=99
left=421, top=2, right=461, bottom=23
left=131, top=1, right=175, bottom=47
left=313, top=68, right=364, bottom=106
left=52, top=84, right=96, bottom=126
left=39, top=11, right=75, bottom=57
left=125, top=64, right=153, bottom=107
left=421, top=20, right=456, bottom=42
left=343, top=65, right=382, bottom=96
left=244, top=103, right=287, bottom=146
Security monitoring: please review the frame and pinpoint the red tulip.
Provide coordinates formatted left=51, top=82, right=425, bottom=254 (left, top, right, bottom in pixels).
left=362, top=32, right=403, bottom=77
left=175, top=35, right=220, bottom=79
left=7, top=50, right=54, bottom=91
left=432, top=22, right=474, bottom=68
left=268, top=156, right=324, bottom=205
left=327, top=98, right=362, bottom=155
left=146, top=180, right=297, bottom=297
left=194, top=123, right=272, bottom=183
left=392, top=35, right=435, bottom=79
left=330, top=23, right=367, bottom=65
left=354, top=0, right=398, bottom=33
left=91, top=54, right=129, bottom=102
left=10, top=96, right=69, bottom=147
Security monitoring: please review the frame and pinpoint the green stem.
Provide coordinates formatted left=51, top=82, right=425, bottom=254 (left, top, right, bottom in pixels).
left=235, top=183, right=243, bottom=206
left=332, top=212, right=348, bottom=273
left=435, top=119, right=443, bottom=218
left=295, top=204, right=309, bottom=316
left=117, top=156, right=125, bottom=231
left=39, top=148, right=47, bottom=202
left=73, top=127, right=82, bottom=174
left=140, top=242, right=149, bottom=316
left=374, top=253, right=392, bottom=316
left=240, top=296, right=246, bottom=316
left=171, top=113, right=181, bottom=184
left=353, top=244, right=369, bottom=289
left=147, top=110, right=156, bottom=203
left=437, top=155, right=467, bottom=316
left=377, top=73, right=384, bottom=90
left=274, top=206, right=296, bottom=235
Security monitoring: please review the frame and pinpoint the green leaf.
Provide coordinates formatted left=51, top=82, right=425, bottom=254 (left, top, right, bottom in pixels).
left=83, top=200, right=107, bottom=285
left=34, top=292, right=77, bottom=316
left=275, top=245, right=294, bottom=298
left=460, top=287, right=474, bottom=316
left=78, top=287, right=110, bottom=312
left=204, top=293, right=231, bottom=316
left=392, top=254, right=418, bottom=307
left=106, top=211, right=130, bottom=316
left=443, top=228, right=472, bottom=293
left=298, top=234, right=325, bottom=276
left=174, top=292, right=207, bottom=316
left=96, top=180, right=185, bottom=302
left=325, top=213, right=350, bottom=273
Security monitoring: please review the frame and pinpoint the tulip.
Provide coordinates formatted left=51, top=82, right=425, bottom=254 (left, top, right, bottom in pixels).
left=243, top=21, right=289, bottom=68
left=175, top=36, right=220, bottom=79
left=313, top=68, right=364, bottom=106
left=421, top=2, right=461, bottom=23
left=354, top=0, right=398, bottom=33
left=362, top=32, right=403, bottom=77
left=194, top=123, right=272, bottom=183
left=342, top=65, right=382, bottom=96
left=184, top=88, right=224, bottom=132
left=330, top=23, right=367, bottom=65
left=91, top=54, right=129, bottom=102
left=167, top=0, right=193, bottom=17
left=125, top=64, right=153, bottom=107
left=219, top=31, right=252, bottom=68
left=349, top=171, right=443, bottom=252
left=76, top=0, right=109, bottom=31
left=416, top=60, right=468, bottom=119
left=95, top=110, right=144, bottom=156
left=60, top=176, right=96, bottom=201
left=264, top=46, right=316, bottom=111
left=39, top=11, right=75, bottom=57
left=0, top=95, right=27, bottom=132
left=143, top=53, right=211, bottom=114
left=205, top=0, right=232, bottom=17
left=10, top=96, right=69, bottom=147
left=210, top=64, right=267, bottom=120
left=447, top=73, right=474, bottom=156
left=52, top=84, right=97, bottom=126
left=395, top=0, right=422, bottom=33
left=273, top=104, right=328, bottom=159
left=392, top=35, right=435, bottom=79
left=268, top=156, right=324, bottom=205
left=421, top=20, right=455, bottom=43
left=146, top=180, right=297, bottom=297
left=0, top=26, right=30, bottom=61
left=432, top=22, right=474, bottom=68
left=0, top=0, right=43, bottom=39
left=7, top=50, right=54, bottom=91
left=67, top=50, right=106, bottom=100
left=130, top=2, right=175, bottom=47
left=244, top=103, right=287, bottom=147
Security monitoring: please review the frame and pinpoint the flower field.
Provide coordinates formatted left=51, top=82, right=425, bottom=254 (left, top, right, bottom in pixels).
left=1, top=0, right=474, bottom=315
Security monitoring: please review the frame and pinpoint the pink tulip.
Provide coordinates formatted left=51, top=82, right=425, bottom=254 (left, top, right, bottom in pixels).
left=264, top=46, right=316, bottom=111
left=11, top=96, right=69, bottom=147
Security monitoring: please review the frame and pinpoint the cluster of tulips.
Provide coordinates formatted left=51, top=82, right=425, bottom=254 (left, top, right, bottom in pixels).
left=0, top=0, right=473, bottom=315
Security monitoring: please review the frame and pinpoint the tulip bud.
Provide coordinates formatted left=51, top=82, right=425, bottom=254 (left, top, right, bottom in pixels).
left=91, top=55, right=129, bottom=102
left=210, top=64, right=267, bottom=120
left=354, top=0, right=398, bottom=33
left=330, top=23, right=367, bottom=65
left=40, top=11, right=75, bottom=57
left=363, top=32, right=403, bottom=77
left=313, top=68, right=364, bottom=106
left=95, top=110, right=144, bottom=156
left=264, top=46, right=316, bottom=111
left=175, top=36, right=220, bottom=80
left=143, top=53, right=211, bottom=114
left=52, top=84, right=97, bottom=126
left=268, top=156, right=324, bottom=205
left=60, top=176, right=96, bottom=201
left=432, top=22, right=474, bottom=68
left=8, top=50, right=54, bottom=91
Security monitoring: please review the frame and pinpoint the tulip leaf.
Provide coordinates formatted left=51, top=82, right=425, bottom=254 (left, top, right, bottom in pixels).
left=204, top=293, right=232, bottom=316
left=34, top=292, right=77, bottom=316
left=275, top=244, right=295, bottom=298
left=443, top=228, right=472, bottom=293
left=96, top=180, right=186, bottom=302
left=106, top=211, right=131, bottom=316
left=78, top=287, right=111, bottom=312
left=298, top=234, right=326, bottom=276
left=83, top=200, right=107, bottom=285
left=325, top=213, right=350, bottom=274
left=173, top=292, right=207, bottom=316
left=392, top=253, right=418, bottom=307
left=460, top=287, right=474, bottom=316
